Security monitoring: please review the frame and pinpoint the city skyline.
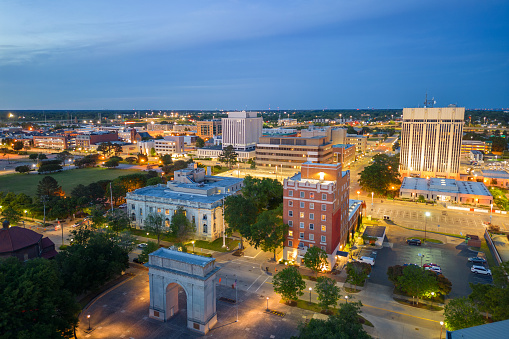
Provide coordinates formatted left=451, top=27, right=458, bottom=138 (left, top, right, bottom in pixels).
left=1, top=1, right=508, bottom=110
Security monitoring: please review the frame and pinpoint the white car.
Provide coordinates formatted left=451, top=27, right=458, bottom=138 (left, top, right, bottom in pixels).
left=137, top=243, right=148, bottom=249
left=425, top=266, right=442, bottom=274
left=356, top=256, right=375, bottom=266
left=471, top=265, right=492, bottom=275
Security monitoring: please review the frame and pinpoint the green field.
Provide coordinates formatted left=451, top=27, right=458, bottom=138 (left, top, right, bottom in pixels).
left=0, top=167, right=143, bottom=196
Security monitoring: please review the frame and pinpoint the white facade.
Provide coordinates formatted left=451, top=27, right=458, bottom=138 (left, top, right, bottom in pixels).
left=196, top=147, right=255, bottom=161
left=400, top=107, right=464, bottom=179
left=139, top=136, right=184, bottom=156
left=221, top=111, right=263, bottom=151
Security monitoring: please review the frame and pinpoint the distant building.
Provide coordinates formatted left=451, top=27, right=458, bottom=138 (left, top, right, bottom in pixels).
left=461, top=140, right=492, bottom=156
left=196, top=145, right=255, bottom=162
left=0, top=223, right=57, bottom=261
left=76, top=131, right=119, bottom=150
left=196, top=120, right=222, bottom=139
left=400, top=107, right=464, bottom=179
left=282, top=162, right=358, bottom=269
left=399, top=177, right=492, bottom=205
left=470, top=150, right=483, bottom=162
left=33, top=135, right=69, bottom=150
left=301, top=126, right=347, bottom=146
left=469, top=169, right=509, bottom=188
left=332, top=144, right=356, bottom=165
left=345, top=134, right=367, bottom=154
left=256, top=136, right=333, bottom=169
left=126, top=163, right=243, bottom=241
left=139, top=136, right=185, bottom=156
left=222, top=111, right=263, bottom=151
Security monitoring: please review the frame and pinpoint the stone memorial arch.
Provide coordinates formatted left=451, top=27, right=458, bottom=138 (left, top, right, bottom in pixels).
left=146, top=248, right=220, bottom=334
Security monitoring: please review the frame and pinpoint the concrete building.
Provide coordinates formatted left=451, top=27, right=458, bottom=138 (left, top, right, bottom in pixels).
left=139, top=136, right=185, bottom=156
left=255, top=136, right=333, bottom=169
left=282, top=162, right=354, bottom=269
left=400, top=107, right=464, bottom=179
left=345, top=134, right=367, bottom=154
left=469, top=170, right=509, bottom=188
left=332, top=144, right=356, bottom=165
left=196, top=120, right=222, bottom=139
left=126, top=163, right=243, bottom=241
left=33, top=135, right=68, bottom=150
left=76, top=131, right=118, bottom=150
left=461, top=140, right=492, bottom=156
left=221, top=111, right=262, bottom=151
left=470, top=150, right=483, bottom=162
left=301, top=126, right=347, bottom=146
left=196, top=145, right=255, bottom=161
left=399, top=177, right=492, bottom=205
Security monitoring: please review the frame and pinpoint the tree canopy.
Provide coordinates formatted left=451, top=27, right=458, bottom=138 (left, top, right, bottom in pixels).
left=303, top=246, right=329, bottom=275
left=218, top=145, right=238, bottom=169
left=358, top=154, right=400, bottom=196
left=273, top=266, right=306, bottom=302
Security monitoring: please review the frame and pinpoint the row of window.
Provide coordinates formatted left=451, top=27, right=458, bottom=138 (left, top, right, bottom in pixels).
left=288, top=222, right=327, bottom=231
left=288, top=231, right=326, bottom=242
left=288, top=190, right=329, bottom=200
left=288, top=201, right=327, bottom=210
left=288, top=211, right=327, bottom=221
left=287, top=241, right=326, bottom=249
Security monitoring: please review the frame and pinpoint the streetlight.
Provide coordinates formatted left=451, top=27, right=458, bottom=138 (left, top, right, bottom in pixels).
left=418, top=253, right=423, bottom=267
left=309, top=287, right=312, bottom=304
left=345, top=295, right=349, bottom=303
left=439, top=321, right=444, bottom=339
left=266, top=297, right=269, bottom=311
left=357, top=191, right=360, bottom=201
left=87, top=314, right=91, bottom=331
left=371, top=192, right=374, bottom=207
left=192, top=240, right=195, bottom=253
left=490, top=203, right=493, bottom=224
left=424, top=212, right=430, bottom=242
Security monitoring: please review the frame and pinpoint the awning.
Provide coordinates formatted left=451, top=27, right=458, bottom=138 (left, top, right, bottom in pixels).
left=336, top=251, right=349, bottom=257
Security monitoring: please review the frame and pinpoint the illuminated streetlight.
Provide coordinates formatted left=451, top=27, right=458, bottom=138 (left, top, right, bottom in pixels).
left=345, top=295, right=349, bottom=303
left=424, top=212, right=430, bottom=242
left=371, top=192, right=374, bottom=206
left=266, top=297, right=269, bottom=311
left=192, top=240, right=195, bottom=253
left=439, top=321, right=444, bottom=339
left=357, top=191, right=360, bottom=200
left=308, top=287, right=312, bottom=304
left=87, top=314, right=91, bottom=331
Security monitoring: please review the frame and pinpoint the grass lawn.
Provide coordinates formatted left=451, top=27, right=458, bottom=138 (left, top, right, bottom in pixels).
left=406, top=237, right=443, bottom=244
left=0, top=167, right=143, bottom=196
left=188, top=238, right=240, bottom=252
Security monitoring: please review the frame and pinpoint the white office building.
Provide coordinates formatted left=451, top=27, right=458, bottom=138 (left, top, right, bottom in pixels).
left=400, top=107, right=464, bottom=179
left=139, top=136, right=184, bottom=156
left=221, top=111, right=263, bottom=151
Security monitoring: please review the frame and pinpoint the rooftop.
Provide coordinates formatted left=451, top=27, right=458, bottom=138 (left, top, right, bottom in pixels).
left=363, top=226, right=386, bottom=238
left=481, top=170, right=509, bottom=179
left=447, top=319, right=509, bottom=339
left=149, top=248, right=215, bottom=267
left=0, top=226, right=42, bottom=253
left=348, top=199, right=362, bottom=221
left=400, top=177, right=492, bottom=197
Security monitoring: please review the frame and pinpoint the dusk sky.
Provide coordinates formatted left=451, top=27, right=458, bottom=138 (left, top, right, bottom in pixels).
left=1, top=0, right=508, bottom=110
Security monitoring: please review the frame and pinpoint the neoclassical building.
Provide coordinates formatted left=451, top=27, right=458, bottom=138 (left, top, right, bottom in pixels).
left=126, top=164, right=243, bottom=241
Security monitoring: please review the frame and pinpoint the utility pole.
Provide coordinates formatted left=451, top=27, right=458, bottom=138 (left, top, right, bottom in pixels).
left=110, top=182, right=114, bottom=212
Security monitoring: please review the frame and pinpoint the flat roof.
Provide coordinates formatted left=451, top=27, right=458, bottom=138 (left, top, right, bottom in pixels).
left=363, top=226, right=386, bottom=238
left=400, top=177, right=492, bottom=197
left=149, top=248, right=215, bottom=267
left=332, top=144, right=354, bottom=148
left=481, top=170, right=509, bottom=179
left=348, top=199, right=362, bottom=221
left=448, top=319, right=509, bottom=339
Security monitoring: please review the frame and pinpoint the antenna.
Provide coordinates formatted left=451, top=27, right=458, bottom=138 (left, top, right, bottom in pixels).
left=424, top=92, right=436, bottom=108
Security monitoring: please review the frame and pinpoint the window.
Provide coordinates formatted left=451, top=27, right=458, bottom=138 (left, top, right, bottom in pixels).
left=322, top=193, right=327, bottom=200
left=288, top=210, right=293, bottom=217
left=321, top=246, right=326, bottom=250
left=309, top=203, right=314, bottom=209
left=300, top=212, right=305, bottom=218
left=203, top=224, right=208, bottom=233
left=321, top=225, right=326, bottom=232
left=309, top=223, right=314, bottom=230
left=288, top=200, right=293, bottom=207
left=321, top=204, right=327, bottom=211
left=289, top=190, right=293, bottom=197
left=310, top=192, right=315, bottom=199
left=309, top=234, right=314, bottom=241
left=139, top=208, right=143, bottom=216
left=288, top=240, right=293, bottom=247
left=165, top=209, right=169, bottom=215
left=192, top=216, right=195, bottom=223
left=309, top=213, right=314, bottom=220
left=321, top=235, right=326, bottom=243
left=131, top=204, right=135, bottom=209
left=300, top=232, right=304, bottom=239
left=149, top=207, right=154, bottom=212
left=157, top=208, right=161, bottom=213
left=203, top=215, right=207, bottom=220
left=300, top=222, right=304, bottom=228
left=321, top=215, right=326, bottom=221
left=300, top=201, right=305, bottom=208
left=289, top=230, right=293, bottom=237
left=300, top=191, right=305, bottom=198
left=288, top=220, right=293, bottom=227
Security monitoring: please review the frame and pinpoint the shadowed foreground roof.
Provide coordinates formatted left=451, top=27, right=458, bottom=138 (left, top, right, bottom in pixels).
left=0, top=226, right=42, bottom=253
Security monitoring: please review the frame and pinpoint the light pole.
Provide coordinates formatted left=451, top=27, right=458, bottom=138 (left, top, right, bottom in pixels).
left=371, top=192, right=374, bottom=207
left=357, top=190, right=360, bottom=201
left=418, top=253, right=423, bottom=267
left=266, top=297, right=269, bottom=311
left=192, top=240, right=195, bottom=253
left=490, top=203, right=493, bottom=224
left=439, top=321, right=444, bottom=339
left=309, top=287, right=312, bottom=304
left=87, top=314, right=91, bottom=331
left=424, top=212, right=430, bottom=243
left=345, top=295, right=348, bottom=303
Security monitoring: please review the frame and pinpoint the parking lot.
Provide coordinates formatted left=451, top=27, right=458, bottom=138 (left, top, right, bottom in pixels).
left=367, top=225, right=492, bottom=298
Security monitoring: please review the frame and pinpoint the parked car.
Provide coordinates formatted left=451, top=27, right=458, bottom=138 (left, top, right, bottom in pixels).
left=356, top=256, right=375, bottom=266
left=137, top=243, right=148, bottom=249
left=133, top=258, right=144, bottom=264
left=425, top=266, right=442, bottom=274
left=407, top=239, right=422, bottom=246
left=468, top=257, right=487, bottom=264
left=423, top=263, right=440, bottom=268
left=471, top=265, right=492, bottom=275
left=403, top=263, right=420, bottom=268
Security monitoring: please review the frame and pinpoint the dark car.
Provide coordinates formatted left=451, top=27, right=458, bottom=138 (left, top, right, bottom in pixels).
left=407, top=238, right=422, bottom=246
left=468, top=257, right=487, bottom=265
left=133, top=258, right=145, bottom=264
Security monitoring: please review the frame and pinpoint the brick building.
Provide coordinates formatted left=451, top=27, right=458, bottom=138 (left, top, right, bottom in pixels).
left=332, top=144, right=356, bottom=166
left=282, top=162, right=352, bottom=269
left=76, top=132, right=118, bottom=149
left=196, top=120, right=222, bottom=139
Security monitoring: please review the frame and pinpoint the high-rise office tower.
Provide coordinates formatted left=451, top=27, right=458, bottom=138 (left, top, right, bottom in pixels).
left=221, top=111, right=263, bottom=151
left=400, top=107, right=464, bottom=179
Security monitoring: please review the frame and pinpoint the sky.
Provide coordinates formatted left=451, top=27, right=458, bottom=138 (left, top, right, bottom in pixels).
left=0, top=0, right=508, bottom=110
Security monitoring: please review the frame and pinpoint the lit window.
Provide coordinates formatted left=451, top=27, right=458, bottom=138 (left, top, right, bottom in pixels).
left=288, top=200, right=293, bottom=206
left=309, top=234, right=314, bottom=241
left=300, top=201, right=305, bottom=208
left=321, top=215, right=326, bottom=221
left=322, top=193, right=327, bottom=200
left=321, top=235, right=326, bottom=243
left=300, top=232, right=304, bottom=239
left=157, top=208, right=161, bottom=213
left=300, top=212, right=305, bottom=218
left=300, top=222, right=304, bottom=228
left=321, top=204, right=326, bottom=211
left=321, top=225, right=326, bottom=232
left=310, top=192, right=315, bottom=199
left=289, top=231, right=293, bottom=237
left=309, top=223, right=314, bottom=230
left=165, top=209, right=169, bottom=215
left=309, top=203, right=314, bottom=209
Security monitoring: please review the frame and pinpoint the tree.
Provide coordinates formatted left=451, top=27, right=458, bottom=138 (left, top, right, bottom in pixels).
left=490, top=136, right=507, bottom=153
left=315, top=276, right=341, bottom=311
left=12, top=140, right=23, bottom=151
left=125, top=156, right=137, bottom=164
left=104, top=158, right=120, bottom=168
left=160, top=154, right=173, bottom=165
left=137, top=241, right=159, bottom=263
left=444, top=297, right=485, bottom=331
left=358, top=154, right=400, bottom=196
left=89, top=205, right=107, bottom=228
left=14, top=165, right=30, bottom=174
left=147, top=176, right=163, bottom=186
left=114, top=230, right=137, bottom=253
left=396, top=265, right=438, bottom=304
left=107, top=209, right=130, bottom=234
left=347, top=126, right=357, bottom=134
left=0, top=257, right=81, bottom=339
left=170, top=207, right=195, bottom=242
left=38, top=153, right=47, bottom=160
left=137, top=153, right=148, bottom=164
left=38, top=163, right=63, bottom=173
left=36, top=176, right=64, bottom=198
left=1, top=205, right=22, bottom=224
left=241, top=176, right=284, bottom=212
left=346, top=262, right=371, bottom=289
left=296, top=302, right=371, bottom=339
left=224, top=195, right=258, bottom=249
left=56, top=150, right=72, bottom=163
left=272, top=266, right=306, bottom=303
left=29, top=153, right=38, bottom=161
left=150, top=147, right=157, bottom=157
left=303, top=246, right=329, bottom=276
left=144, top=212, right=167, bottom=245
left=195, top=137, right=205, bottom=148
left=249, top=206, right=288, bottom=260
left=69, top=223, right=93, bottom=246
left=218, top=145, right=238, bottom=169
